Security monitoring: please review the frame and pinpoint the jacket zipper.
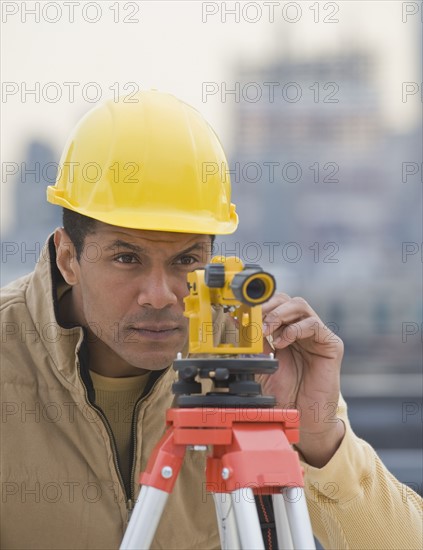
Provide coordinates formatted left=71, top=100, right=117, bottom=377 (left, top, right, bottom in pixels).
left=76, top=358, right=164, bottom=520
left=129, top=399, right=142, bottom=504
left=121, top=381, right=167, bottom=521
left=128, top=372, right=173, bottom=516
left=128, top=395, right=148, bottom=505
left=128, top=381, right=168, bottom=506
left=76, top=359, right=127, bottom=502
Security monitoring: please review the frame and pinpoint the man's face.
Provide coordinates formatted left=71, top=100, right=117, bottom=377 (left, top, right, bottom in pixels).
left=61, top=224, right=212, bottom=375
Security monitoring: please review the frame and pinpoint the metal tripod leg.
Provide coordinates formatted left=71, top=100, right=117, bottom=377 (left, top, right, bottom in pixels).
left=122, top=486, right=314, bottom=550
left=273, top=490, right=315, bottom=550
left=231, top=488, right=265, bottom=549
left=213, top=493, right=241, bottom=549
left=273, top=493, right=294, bottom=549
left=120, top=486, right=169, bottom=549
left=282, top=487, right=315, bottom=550
left=215, top=488, right=315, bottom=550
left=213, top=489, right=265, bottom=550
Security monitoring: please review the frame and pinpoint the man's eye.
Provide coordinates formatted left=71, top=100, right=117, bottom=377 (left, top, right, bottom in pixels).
left=176, top=256, right=197, bottom=266
left=115, top=254, right=138, bottom=264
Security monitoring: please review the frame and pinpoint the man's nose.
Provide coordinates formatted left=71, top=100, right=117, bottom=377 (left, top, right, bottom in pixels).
left=136, top=270, right=179, bottom=309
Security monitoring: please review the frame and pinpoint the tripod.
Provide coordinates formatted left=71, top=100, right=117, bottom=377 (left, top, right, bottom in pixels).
left=120, top=356, right=316, bottom=550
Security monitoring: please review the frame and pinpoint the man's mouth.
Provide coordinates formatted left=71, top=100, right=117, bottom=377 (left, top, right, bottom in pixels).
left=127, top=325, right=181, bottom=341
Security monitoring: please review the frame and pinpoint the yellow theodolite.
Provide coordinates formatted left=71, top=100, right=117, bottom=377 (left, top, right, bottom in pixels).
left=184, top=256, right=276, bottom=354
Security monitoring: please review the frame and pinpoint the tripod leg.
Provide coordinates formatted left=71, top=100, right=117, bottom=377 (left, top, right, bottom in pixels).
left=120, top=486, right=169, bottom=550
left=231, top=488, right=265, bottom=550
left=213, top=493, right=241, bottom=549
left=283, top=487, right=315, bottom=550
left=272, top=493, right=294, bottom=549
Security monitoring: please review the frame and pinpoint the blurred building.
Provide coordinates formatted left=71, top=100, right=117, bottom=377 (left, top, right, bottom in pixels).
left=225, top=49, right=422, bottom=494
left=227, top=50, right=421, bottom=369
left=1, top=140, right=61, bottom=285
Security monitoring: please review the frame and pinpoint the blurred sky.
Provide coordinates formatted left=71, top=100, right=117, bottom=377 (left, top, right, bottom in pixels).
left=1, top=0, right=421, bottom=232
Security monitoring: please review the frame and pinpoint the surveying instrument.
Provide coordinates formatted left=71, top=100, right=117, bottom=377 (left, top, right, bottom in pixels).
left=120, top=257, right=316, bottom=549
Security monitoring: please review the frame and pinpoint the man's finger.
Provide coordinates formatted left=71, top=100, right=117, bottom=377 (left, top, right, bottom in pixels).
left=261, top=293, right=291, bottom=316
left=272, top=316, right=343, bottom=351
left=262, top=297, right=316, bottom=336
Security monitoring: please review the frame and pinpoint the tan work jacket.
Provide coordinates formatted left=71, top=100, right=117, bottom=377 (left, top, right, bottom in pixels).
left=1, top=237, right=422, bottom=549
left=1, top=237, right=220, bottom=549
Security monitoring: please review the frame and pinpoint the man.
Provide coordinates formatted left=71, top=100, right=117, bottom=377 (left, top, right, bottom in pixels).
left=1, top=91, right=421, bottom=549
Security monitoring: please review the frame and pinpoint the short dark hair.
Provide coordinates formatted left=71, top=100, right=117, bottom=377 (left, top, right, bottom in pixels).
left=63, top=208, right=216, bottom=261
left=62, top=208, right=98, bottom=261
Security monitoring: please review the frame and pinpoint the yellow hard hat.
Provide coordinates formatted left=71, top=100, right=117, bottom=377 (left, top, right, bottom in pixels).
left=47, top=90, right=238, bottom=234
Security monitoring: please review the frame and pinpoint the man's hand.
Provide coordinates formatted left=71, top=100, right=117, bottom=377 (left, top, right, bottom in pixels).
left=258, top=293, right=345, bottom=468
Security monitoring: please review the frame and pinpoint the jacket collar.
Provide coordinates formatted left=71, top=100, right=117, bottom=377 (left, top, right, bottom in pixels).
left=25, top=235, right=86, bottom=390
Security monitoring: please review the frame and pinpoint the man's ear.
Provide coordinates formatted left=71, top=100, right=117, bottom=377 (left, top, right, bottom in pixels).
left=54, top=228, right=80, bottom=286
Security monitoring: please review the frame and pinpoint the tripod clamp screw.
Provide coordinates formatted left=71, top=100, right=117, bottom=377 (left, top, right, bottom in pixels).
left=221, top=467, right=231, bottom=480
left=161, top=466, right=173, bottom=479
